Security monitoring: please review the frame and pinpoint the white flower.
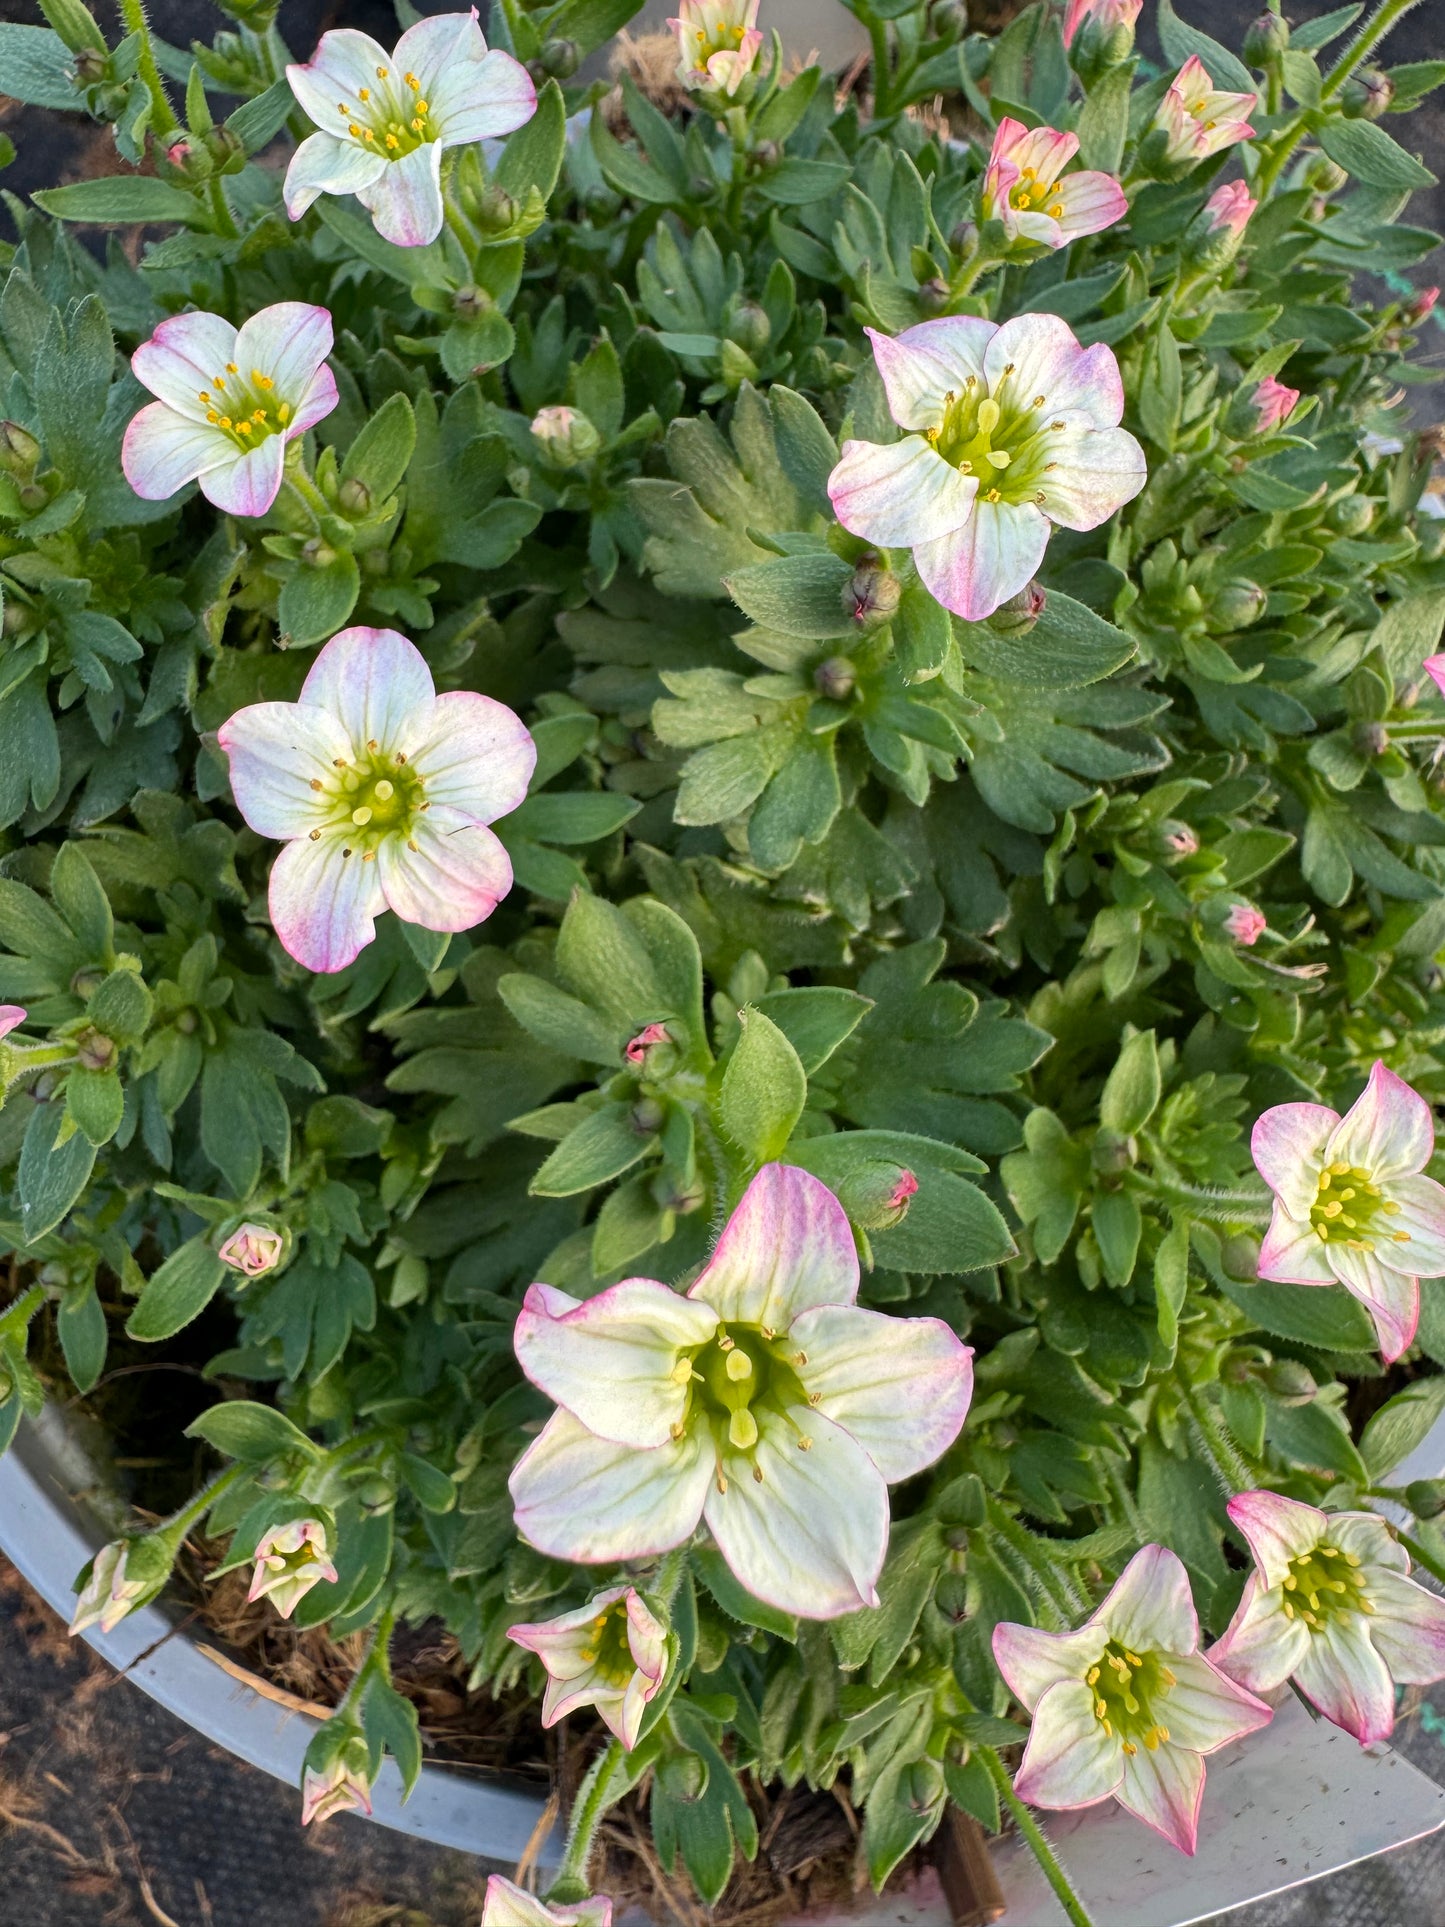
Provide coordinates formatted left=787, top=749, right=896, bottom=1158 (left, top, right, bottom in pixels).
left=482, top=1878, right=611, bottom=1927
left=247, top=1518, right=339, bottom=1619
left=669, top=0, right=763, bottom=97
left=508, top=1586, right=668, bottom=1749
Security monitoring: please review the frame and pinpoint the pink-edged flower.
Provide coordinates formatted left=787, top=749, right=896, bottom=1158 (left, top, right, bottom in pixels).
left=669, top=0, right=763, bottom=98
left=1249, top=375, right=1300, bottom=435
left=978, top=117, right=1128, bottom=251
left=1251, top=1061, right=1445, bottom=1362
left=301, top=1734, right=373, bottom=1826
left=1063, top=0, right=1142, bottom=50
left=828, top=315, right=1146, bottom=623
left=1204, top=180, right=1255, bottom=239
left=508, top=1585, right=668, bottom=1750
left=218, top=1222, right=286, bottom=1277
left=68, top=1538, right=166, bottom=1636
left=122, top=303, right=337, bottom=518
left=1223, top=902, right=1267, bottom=945
left=217, top=626, right=535, bottom=975
left=1211, top=1491, right=1445, bottom=1744
left=1154, top=56, right=1256, bottom=167
left=625, top=1022, right=671, bottom=1065
left=509, top=1163, right=973, bottom=1620
left=285, top=10, right=535, bottom=248
left=247, top=1518, right=339, bottom=1618
left=1425, top=653, right=1445, bottom=698
left=993, top=1545, right=1271, bottom=1855
left=0, top=1006, right=26, bottom=1038
left=482, top=1877, right=611, bottom=1927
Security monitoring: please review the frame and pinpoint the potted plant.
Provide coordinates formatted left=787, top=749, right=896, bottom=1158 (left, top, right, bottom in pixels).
left=2, top=1, right=1445, bottom=1922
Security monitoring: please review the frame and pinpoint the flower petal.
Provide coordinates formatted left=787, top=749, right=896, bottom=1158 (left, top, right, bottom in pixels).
left=197, top=436, right=286, bottom=519
left=866, top=319, right=996, bottom=429
left=1366, top=1567, right=1445, bottom=1684
left=1226, top=1489, right=1326, bottom=1588
left=234, top=302, right=334, bottom=400
left=1097, top=1544, right=1198, bottom=1655
left=357, top=140, right=445, bottom=247
left=1012, top=1678, right=1124, bottom=1810
left=995, top=120, right=1080, bottom=182
left=1328, top=1510, right=1408, bottom=1573
left=1251, top=1101, right=1338, bottom=1216
left=1325, top=1244, right=1419, bottom=1362
left=702, top=1404, right=888, bottom=1618
left=986, top=313, right=1125, bottom=429
left=1207, top=1574, right=1310, bottom=1693
left=289, top=364, right=341, bottom=439
left=1051, top=172, right=1129, bottom=242
left=266, top=833, right=385, bottom=974
left=400, top=689, right=537, bottom=817
left=216, top=699, right=351, bottom=837
left=399, top=6, right=537, bottom=146
left=687, top=1162, right=859, bottom=1326
left=1294, top=1616, right=1397, bottom=1743
left=913, top=499, right=1050, bottom=622
left=509, top=1407, right=711, bottom=1564
left=283, top=130, right=387, bottom=220
left=1327, top=1060, right=1435, bottom=1180
left=131, top=310, right=238, bottom=417
left=1158, top=1653, right=1271, bottom=1754
left=827, top=435, right=978, bottom=547
left=513, top=1277, right=718, bottom=1449
left=1034, top=425, right=1146, bottom=531
left=121, top=403, right=229, bottom=501
left=1381, top=1173, right=1445, bottom=1276
left=1256, top=1201, right=1337, bottom=1286
left=286, top=28, right=395, bottom=132
left=789, top=1303, right=972, bottom=1482
left=299, top=626, right=436, bottom=746
left=1117, top=1743, right=1204, bottom=1856
left=484, top=1875, right=612, bottom=1927
left=992, top=1620, right=1109, bottom=1714
left=375, top=810, right=514, bottom=933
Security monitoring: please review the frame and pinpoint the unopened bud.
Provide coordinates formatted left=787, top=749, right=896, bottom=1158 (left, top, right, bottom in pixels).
left=1242, top=10, right=1289, bottom=64
left=1220, top=1233, right=1260, bottom=1281
left=355, top=1474, right=396, bottom=1515
left=658, top=1752, right=706, bottom=1801
left=630, top=1097, right=665, bottom=1136
left=844, top=558, right=902, bottom=628
left=903, top=1759, right=944, bottom=1813
left=1263, top=1357, right=1318, bottom=1404
left=1328, top=493, right=1375, bottom=536
left=937, top=1471, right=987, bottom=1527
left=1403, top=286, right=1440, bottom=328
left=838, top=1162, right=921, bottom=1229
left=728, top=301, right=771, bottom=358
left=949, top=219, right=979, bottom=257
left=1353, top=719, right=1389, bottom=759
left=1304, top=156, right=1349, bottom=194
left=932, top=0, right=970, bottom=42
left=474, top=183, right=519, bottom=232
left=813, top=655, right=856, bottom=702
left=530, top=404, right=602, bottom=467
left=540, top=36, right=579, bottom=77
left=71, top=45, right=108, bottom=86
left=1091, top=1128, right=1135, bottom=1176
left=935, top=1570, right=969, bottom=1621
left=0, top=422, right=41, bottom=474
left=452, top=284, right=492, bottom=320
left=1212, top=580, right=1267, bottom=630
left=301, top=537, right=338, bottom=569
left=918, top=276, right=951, bottom=315
left=1343, top=67, right=1394, bottom=119
left=750, top=139, right=780, bottom=170
left=218, top=1221, right=287, bottom=1279
left=986, top=580, right=1046, bottom=635
left=651, top=1172, right=706, bottom=1215
left=1406, top=1479, right=1445, bottom=1520
left=338, top=477, right=372, bottom=517
left=75, top=1027, right=116, bottom=1071
left=1156, top=820, right=1199, bottom=862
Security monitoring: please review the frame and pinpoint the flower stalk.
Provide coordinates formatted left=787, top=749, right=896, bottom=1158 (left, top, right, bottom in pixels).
left=979, top=1748, right=1097, bottom=1927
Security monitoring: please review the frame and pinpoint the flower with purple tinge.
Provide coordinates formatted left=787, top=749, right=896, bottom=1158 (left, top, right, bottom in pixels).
left=482, top=1877, right=611, bottom=1927
left=1211, top=1491, right=1445, bottom=1744
left=218, top=1222, right=286, bottom=1278
left=827, top=314, right=1146, bottom=623
left=0, top=1006, right=26, bottom=1038
left=508, top=1586, right=668, bottom=1750
left=1223, top=902, right=1267, bottom=946
left=248, top=1519, right=339, bottom=1619
left=625, top=1022, right=671, bottom=1066
left=217, top=626, right=535, bottom=975
left=669, top=0, right=763, bottom=98
left=978, top=118, right=1129, bottom=251
left=1249, top=375, right=1300, bottom=435
left=284, top=10, right=535, bottom=248
left=1062, top=0, right=1142, bottom=49
left=301, top=1734, right=373, bottom=1826
left=1163, top=825, right=1199, bottom=858
left=1153, top=56, right=1256, bottom=166
left=1204, top=180, right=1255, bottom=239
left=122, top=303, right=337, bottom=518
left=993, top=1545, right=1271, bottom=1855
left=1251, top=1061, right=1445, bottom=1362
left=508, top=1162, right=973, bottom=1620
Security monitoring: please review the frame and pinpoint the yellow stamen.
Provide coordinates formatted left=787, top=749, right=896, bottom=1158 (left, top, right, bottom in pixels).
left=309, top=828, right=322, bottom=842
left=752, top=1464, right=764, bottom=1483
left=278, top=403, right=291, bottom=424
left=219, top=415, right=232, bottom=429
left=226, top=362, right=237, bottom=373
left=255, top=372, right=273, bottom=389
left=405, top=71, right=419, bottom=88
left=359, top=86, right=370, bottom=100
left=376, top=65, right=388, bottom=77
left=797, top=1436, right=812, bottom=1450
left=309, top=778, right=323, bottom=792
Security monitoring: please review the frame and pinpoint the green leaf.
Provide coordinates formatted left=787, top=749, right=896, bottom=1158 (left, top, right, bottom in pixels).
left=944, top=1758, right=1000, bottom=1834
left=19, top=1103, right=96, bottom=1241
left=1091, top=1189, right=1141, bottom=1287
left=224, top=77, right=294, bottom=154
left=50, top=844, right=114, bottom=960
left=1099, top=1030, right=1161, bottom=1135
left=1156, top=0, right=1257, bottom=94
left=278, top=551, right=360, bottom=649
left=718, top=1009, right=807, bottom=1162
left=724, top=553, right=855, bottom=639
left=496, top=77, right=567, bottom=200
left=34, top=175, right=205, bottom=225
left=88, top=967, right=152, bottom=1043
left=66, top=1067, right=124, bottom=1147
left=1219, top=1273, right=1376, bottom=1352
left=955, top=592, right=1135, bottom=690
left=530, top=1103, right=653, bottom=1196
left=57, top=1287, right=107, bottom=1395
left=186, top=1400, right=321, bottom=1462
left=363, top=1674, right=423, bottom=1796
left=1318, top=116, right=1436, bottom=191
left=1360, top=1378, right=1445, bottom=1479
left=753, top=987, right=872, bottom=1073
left=127, top=1238, right=228, bottom=1342
left=0, top=25, right=80, bottom=109
left=341, top=392, right=415, bottom=502
left=398, top=1450, right=457, bottom=1512
left=1265, top=1397, right=1369, bottom=1485
left=692, top=1546, right=798, bottom=1639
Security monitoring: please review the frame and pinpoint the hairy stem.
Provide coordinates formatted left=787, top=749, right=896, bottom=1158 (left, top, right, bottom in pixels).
left=1321, top=0, right=1423, bottom=98
left=546, top=1739, right=624, bottom=1903
left=117, top=0, right=180, bottom=135
left=980, top=1750, right=1096, bottom=1927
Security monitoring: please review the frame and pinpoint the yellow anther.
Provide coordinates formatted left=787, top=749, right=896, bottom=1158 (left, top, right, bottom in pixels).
left=1095, top=1699, right=1108, bottom=1718
left=278, top=403, right=291, bottom=424
left=716, top=1472, right=727, bottom=1494
left=386, top=134, right=399, bottom=148
left=1086, top=1667, right=1100, bottom=1686
left=338, top=101, right=350, bottom=114
left=986, top=487, right=1002, bottom=502
left=308, top=828, right=322, bottom=842
left=198, top=390, right=210, bottom=403
left=1051, top=418, right=1066, bottom=429
left=255, top=372, right=273, bottom=389
left=761, top=1325, right=777, bottom=1340
left=362, top=851, right=376, bottom=862
left=376, top=65, right=388, bottom=77
left=405, top=71, right=419, bottom=87
left=219, top=415, right=233, bottom=429
left=416, top=100, right=428, bottom=113
left=226, top=361, right=237, bottom=373
left=808, top=1391, right=821, bottom=1406
left=411, top=118, right=424, bottom=131
left=1033, top=393, right=1046, bottom=407
left=752, top=1463, right=764, bottom=1482
left=206, top=412, right=219, bottom=424
left=1384, top=1200, right=1402, bottom=1214
left=367, top=738, right=379, bottom=750
left=350, top=125, right=363, bottom=138
left=793, top=1350, right=808, bottom=1365
left=309, top=778, right=323, bottom=792
left=252, top=409, right=266, bottom=423
left=407, top=839, right=420, bottom=853
left=359, top=87, right=369, bottom=100
left=1048, top=203, right=1064, bottom=218
left=797, top=1436, right=812, bottom=1450
left=236, top=420, right=251, bottom=434
left=333, top=758, right=348, bottom=769
left=1123, top=1741, right=1137, bottom=1756
left=396, top=750, right=408, bottom=764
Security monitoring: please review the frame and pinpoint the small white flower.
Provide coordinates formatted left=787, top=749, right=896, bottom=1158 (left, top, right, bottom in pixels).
left=247, top=1518, right=339, bottom=1619
left=508, top=1586, right=668, bottom=1749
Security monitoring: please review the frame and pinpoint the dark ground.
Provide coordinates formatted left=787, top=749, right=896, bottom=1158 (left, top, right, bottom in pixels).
left=4, top=3, right=1445, bottom=1925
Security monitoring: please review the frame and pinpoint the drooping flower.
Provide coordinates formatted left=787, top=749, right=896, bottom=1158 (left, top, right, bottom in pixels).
left=301, top=1735, right=374, bottom=1825
left=828, top=314, right=1146, bottom=623
left=1223, top=902, right=1267, bottom=945
left=993, top=1545, right=1272, bottom=1855
left=247, top=1519, right=339, bottom=1618
left=531, top=405, right=603, bottom=467
left=1062, top=0, right=1142, bottom=51
left=1211, top=1491, right=1445, bottom=1744
left=218, top=1222, right=287, bottom=1277
left=284, top=10, right=536, bottom=248
left=217, top=626, right=535, bottom=975
left=122, top=303, right=337, bottom=518
left=1251, top=1061, right=1445, bottom=1361
left=1204, top=180, right=1255, bottom=239
left=69, top=1538, right=168, bottom=1636
left=1153, top=56, right=1256, bottom=166
left=508, top=1586, right=668, bottom=1750
left=509, top=1163, right=973, bottom=1619
left=625, top=1022, right=671, bottom=1066
left=669, top=0, right=763, bottom=98
left=1248, top=375, right=1300, bottom=434
left=482, top=1877, right=612, bottom=1927
left=978, top=118, right=1128, bottom=251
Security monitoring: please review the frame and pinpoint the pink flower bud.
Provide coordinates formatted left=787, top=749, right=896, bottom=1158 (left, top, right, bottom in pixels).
left=625, top=1022, right=671, bottom=1066
left=1223, top=903, right=1267, bottom=946
left=166, top=139, right=190, bottom=167
left=1250, top=375, right=1299, bottom=435
left=887, top=1169, right=919, bottom=1212
left=530, top=404, right=602, bottom=466
left=1161, top=823, right=1199, bottom=858
left=1204, top=180, right=1255, bottom=239
left=1404, top=287, right=1440, bottom=326
left=301, top=1738, right=373, bottom=1826
left=1424, top=653, right=1445, bottom=699
left=218, top=1221, right=286, bottom=1278
left=0, top=1006, right=27, bottom=1040
left=1062, top=0, right=1142, bottom=50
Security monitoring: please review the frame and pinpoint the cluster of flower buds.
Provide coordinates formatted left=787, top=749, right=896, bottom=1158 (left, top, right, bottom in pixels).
left=1063, top=0, right=1142, bottom=87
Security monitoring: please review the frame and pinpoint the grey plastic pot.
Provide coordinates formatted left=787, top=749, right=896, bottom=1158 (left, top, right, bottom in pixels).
left=4, top=1398, right=1445, bottom=1923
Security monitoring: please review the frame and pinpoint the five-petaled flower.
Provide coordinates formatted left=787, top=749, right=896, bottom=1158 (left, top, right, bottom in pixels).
left=508, top=1163, right=973, bottom=1619
left=217, top=626, right=535, bottom=975
left=1204, top=179, right=1255, bottom=239
left=828, top=314, right=1146, bottom=622
left=1210, top=1491, right=1445, bottom=1744
left=248, top=1519, right=339, bottom=1618
left=301, top=1736, right=373, bottom=1826
left=1223, top=902, right=1266, bottom=946
left=122, top=303, right=337, bottom=519
left=284, top=10, right=535, bottom=248
left=482, top=1877, right=611, bottom=1927
left=669, top=0, right=763, bottom=98
left=508, top=1585, right=668, bottom=1750
left=993, top=1544, right=1271, bottom=1855
left=1153, top=56, right=1256, bottom=166
left=978, top=118, right=1128, bottom=252
left=1062, top=0, right=1142, bottom=50
left=1251, top=1061, right=1445, bottom=1361
left=218, top=1221, right=287, bottom=1278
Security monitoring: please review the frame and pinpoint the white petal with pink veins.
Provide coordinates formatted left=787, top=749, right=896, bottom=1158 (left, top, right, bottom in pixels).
left=267, top=833, right=386, bottom=974
left=286, top=29, right=395, bottom=132
left=233, top=302, right=333, bottom=399
left=1035, top=426, right=1146, bottom=530
left=789, top=1303, right=972, bottom=1482
left=1012, top=1678, right=1123, bottom=1809
left=376, top=809, right=514, bottom=933
left=399, top=688, right=536, bottom=818
left=283, top=130, right=387, bottom=219
left=914, top=498, right=1050, bottom=621
left=866, top=319, right=995, bottom=428
left=687, top=1162, right=859, bottom=1328
left=1380, top=1173, right=1445, bottom=1274
left=509, top=1408, right=711, bottom=1564
left=992, top=1620, right=1109, bottom=1713
left=1098, top=1544, right=1198, bottom=1655
left=198, top=436, right=287, bottom=519
left=1327, top=1060, right=1436, bottom=1179
left=1117, top=1743, right=1204, bottom=1855
left=131, top=310, right=238, bottom=417
left=1294, top=1616, right=1397, bottom=1743
left=216, top=699, right=351, bottom=838
left=1207, top=1573, right=1310, bottom=1692
left=121, top=404, right=230, bottom=500
left=1367, top=1567, right=1445, bottom=1683
left=1250, top=1100, right=1337, bottom=1216
left=1158, top=1653, right=1271, bottom=1754
left=1226, top=1489, right=1327, bottom=1588
left=299, top=626, right=436, bottom=747
left=1051, top=171, right=1130, bottom=242
left=357, top=140, right=446, bottom=248
left=827, top=435, right=978, bottom=547
left=1256, top=1201, right=1336, bottom=1285
left=985, top=313, right=1125, bottom=427
left=1326, top=1243, right=1419, bottom=1362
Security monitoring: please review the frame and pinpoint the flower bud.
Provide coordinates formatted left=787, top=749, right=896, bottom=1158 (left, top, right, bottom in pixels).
left=630, top=1096, right=666, bottom=1136
left=659, top=1751, right=707, bottom=1801
left=249, top=1518, right=338, bottom=1619
left=69, top=1534, right=172, bottom=1635
left=538, top=37, right=579, bottom=78
left=452, top=284, right=493, bottom=320
left=1263, top=1357, right=1318, bottom=1404
left=749, top=139, right=780, bottom=170
left=652, top=1171, right=706, bottom=1215
left=1342, top=67, right=1394, bottom=119
left=355, top=1473, right=397, bottom=1515
left=1353, top=719, right=1389, bottom=759
left=1403, top=286, right=1440, bottom=327
left=814, top=655, right=856, bottom=702
left=1222, top=902, right=1267, bottom=946
left=625, top=1021, right=673, bottom=1069
left=74, top=1026, right=116, bottom=1071
left=1304, top=155, right=1349, bottom=194
left=838, top=1162, right=921, bottom=1229
left=1156, top=820, right=1199, bottom=862
left=1091, top=1128, right=1135, bottom=1176
left=1211, top=580, right=1267, bottom=630
left=1220, top=1233, right=1260, bottom=1281
left=918, top=276, right=951, bottom=315
left=1229, top=377, right=1299, bottom=439
left=843, top=557, right=902, bottom=629
left=1406, top=1479, right=1445, bottom=1520
left=1328, top=493, right=1375, bottom=536
left=301, top=1731, right=373, bottom=1827
left=530, top=404, right=602, bottom=467
left=1243, top=11, right=1289, bottom=64
left=1185, top=180, right=1255, bottom=265
left=71, top=45, right=109, bottom=86
left=937, top=1471, right=987, bottom=1527
left=986, top=580, right=1046, bottom=635
left=949, top=219, right=979, bottom=258
left=0, top=421, right=41, bottom=475
left=474, top=183, right=519, bottom=233
left=1065, top=0, right=1142, bottom=83
left=935, top=1570, right=969, bottom=1621
left=728, top=302, right=772, bottom=358
left=301, top=536, right=338, bottom=569
left=218, top=1221, right=288, bottom=1278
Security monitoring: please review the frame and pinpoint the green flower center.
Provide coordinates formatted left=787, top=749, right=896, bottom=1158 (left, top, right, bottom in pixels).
left=579, top=1599, right=638, bottom=1688
left=1281, top=1542, right=1373, bottom=1631
left=308, top=744, right=429, bottom=864
left=1308, top=1162, right=1408, bottom=1254
left=197, top=362, right=292, bottom=451
left=332, top=64, right=437, bottom=160
left=1087, top=1639, right=1176, bottom=1756
left=695, top=23, right=749, bottom=57
left=927, top=376, right=1069, bottom=514
left=677, top=1323, right=811, bottom=1477
left=1008, top=166, right=1064, bottom=216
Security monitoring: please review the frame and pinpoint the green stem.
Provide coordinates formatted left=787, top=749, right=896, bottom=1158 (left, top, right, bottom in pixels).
left=1321, top=0, right=1422, bottom=98
left=980, top=1750, right=1096, bottom=1927
left=865, top=12, right=892, bottom=120
left=650, top=1546, right=687, bottom=1612
left=0, top=1283, right=45, bottom=1339
left=1146, top=1179, right=1272, bottom=1223
left=117, top=0, right=179, bottom=135
left=284, top=460, right=331, bottom=524
left=205, top=175, right=239, bottom=239
left=1397, top=1529, right=1445, bottom=1588
left=160, top=1461, right=247, bottom=1544
left=988, top=1500, right=1088, bottom=1621
left=1185, top=1389, right=1257, bottom=1496
left=546, top=1739, right=624, bottom=1903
